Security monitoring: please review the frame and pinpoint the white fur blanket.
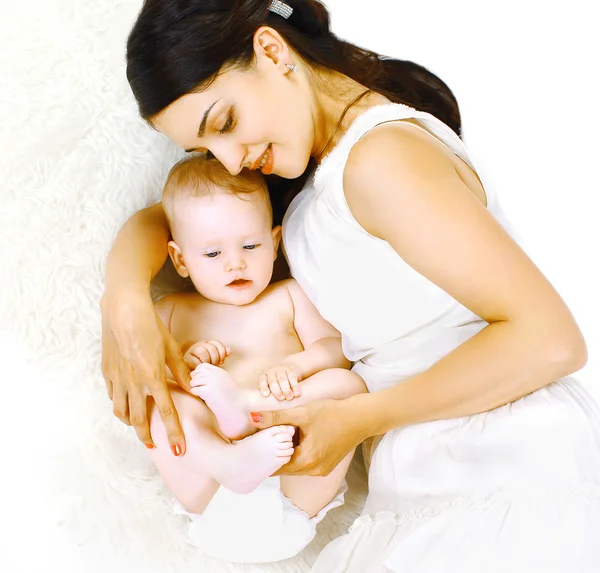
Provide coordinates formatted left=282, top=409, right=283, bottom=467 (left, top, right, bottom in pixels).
left=1, top=1, right=597, bottom=572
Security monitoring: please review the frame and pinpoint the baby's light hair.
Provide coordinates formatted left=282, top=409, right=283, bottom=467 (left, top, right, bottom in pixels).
left=162, top=155, right=272, bottom=236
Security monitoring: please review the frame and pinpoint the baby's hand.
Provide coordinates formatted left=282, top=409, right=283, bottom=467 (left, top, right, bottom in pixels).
left=258, top=363, right=302, bottom=401
left=184, top=340, right=231, bottom=369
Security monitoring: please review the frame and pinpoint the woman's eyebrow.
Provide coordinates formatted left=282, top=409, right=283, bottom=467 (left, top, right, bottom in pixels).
left=185, top=99, right=220, bottom=153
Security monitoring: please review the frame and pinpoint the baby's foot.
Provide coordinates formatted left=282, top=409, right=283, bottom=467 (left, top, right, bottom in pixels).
left=218, top=426, right=295, bottom=494
left=190, top=363, right=253, bottom=440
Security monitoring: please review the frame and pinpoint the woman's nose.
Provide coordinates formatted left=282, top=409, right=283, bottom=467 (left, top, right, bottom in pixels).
left=211, top=141, right=245, bottom=176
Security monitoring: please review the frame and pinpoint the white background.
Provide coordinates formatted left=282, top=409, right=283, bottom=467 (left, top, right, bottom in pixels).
left=1, top=0, right=598, bottom=570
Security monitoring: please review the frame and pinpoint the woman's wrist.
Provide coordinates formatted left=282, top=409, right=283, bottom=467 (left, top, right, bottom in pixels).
left=100, top=281, right=152, bottom=314
left=341, top=391, right=388, bottom=442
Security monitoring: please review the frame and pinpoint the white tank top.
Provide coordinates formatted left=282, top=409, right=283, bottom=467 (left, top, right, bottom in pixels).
left=282, top=103, right=522, bottom=391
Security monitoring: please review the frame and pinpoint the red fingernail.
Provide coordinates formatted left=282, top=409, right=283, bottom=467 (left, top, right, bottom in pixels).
left=172, top=443, right=183, bottom=456
left=145, top=443, right=155, bottom=449
left=250, top=412, right=263, bottom=423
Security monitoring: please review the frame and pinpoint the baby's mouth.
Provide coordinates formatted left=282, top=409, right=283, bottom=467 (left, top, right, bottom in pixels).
left=227, top=279, right=252, bottom=289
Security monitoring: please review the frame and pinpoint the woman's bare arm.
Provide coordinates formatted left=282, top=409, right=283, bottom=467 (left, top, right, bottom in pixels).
left=103, top=203, right=170, bottom=293
left=343, top=122, right=587, bottom=435
left=101, top=202, right=191, bottom=455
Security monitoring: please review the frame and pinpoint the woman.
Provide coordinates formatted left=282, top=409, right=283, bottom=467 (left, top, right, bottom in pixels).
left=102, top=0, right=600, bottom=570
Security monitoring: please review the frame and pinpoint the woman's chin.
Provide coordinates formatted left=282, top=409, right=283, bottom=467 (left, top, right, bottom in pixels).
left=279, top=158, right=314, bottom=180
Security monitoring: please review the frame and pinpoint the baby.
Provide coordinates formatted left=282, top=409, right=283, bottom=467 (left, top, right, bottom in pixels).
left=147, top=156, right=366, bottom=562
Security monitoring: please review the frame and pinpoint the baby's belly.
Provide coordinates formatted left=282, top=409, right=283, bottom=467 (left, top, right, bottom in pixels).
left=222, top=347, right=302, bottom=389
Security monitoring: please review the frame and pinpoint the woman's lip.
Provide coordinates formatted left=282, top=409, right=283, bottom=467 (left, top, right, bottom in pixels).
left=260, top=145, right=274, bottom=175
left=251, top=145, right=270, bottom=171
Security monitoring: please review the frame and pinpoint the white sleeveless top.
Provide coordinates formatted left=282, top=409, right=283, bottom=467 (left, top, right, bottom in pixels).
left=282, top=103, right=522, bottom=391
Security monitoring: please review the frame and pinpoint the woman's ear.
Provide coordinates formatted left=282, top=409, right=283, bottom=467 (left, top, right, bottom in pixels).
left=253, top=26, right=292, bottom=73
left=168, top=240, right=190, bottom=278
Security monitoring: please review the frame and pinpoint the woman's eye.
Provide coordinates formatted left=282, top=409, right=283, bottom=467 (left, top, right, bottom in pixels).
left=219, top=111, right=234, bottom=135
left=243, top=244, right=258, bottom=250
left=205, top=251, right=220, bottom=258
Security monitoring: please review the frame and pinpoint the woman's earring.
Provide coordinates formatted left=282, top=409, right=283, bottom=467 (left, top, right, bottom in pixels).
left=285, top=63, right=298, bottom=73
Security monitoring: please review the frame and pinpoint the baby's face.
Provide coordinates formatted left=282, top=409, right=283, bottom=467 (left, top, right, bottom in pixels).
left=172, top=189, right=280, bottom=306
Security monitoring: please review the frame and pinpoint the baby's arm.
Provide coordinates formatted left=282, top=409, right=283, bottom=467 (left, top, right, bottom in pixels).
left=259, top=281, right=350, bottom=400
left=285, top=280, right=350, bottom=375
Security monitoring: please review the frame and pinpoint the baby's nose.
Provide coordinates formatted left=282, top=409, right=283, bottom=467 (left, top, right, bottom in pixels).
left=225, top=256, right=247, bottom=272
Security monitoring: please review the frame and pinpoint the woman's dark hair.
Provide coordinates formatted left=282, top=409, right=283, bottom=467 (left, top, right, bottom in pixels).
left=127, top=0, right=462, bottom=222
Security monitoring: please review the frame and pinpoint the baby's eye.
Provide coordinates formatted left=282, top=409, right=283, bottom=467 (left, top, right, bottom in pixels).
left=204, top=251, right=220, bottom=258
left=243, top=244, right=259, bottom=250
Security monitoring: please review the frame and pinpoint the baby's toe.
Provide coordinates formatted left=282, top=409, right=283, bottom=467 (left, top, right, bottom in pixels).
left=277, top=447, right=294, bottom=458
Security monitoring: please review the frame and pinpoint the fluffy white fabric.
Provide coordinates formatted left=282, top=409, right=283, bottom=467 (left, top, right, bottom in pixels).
left=0, top=1, right=366, bottom=571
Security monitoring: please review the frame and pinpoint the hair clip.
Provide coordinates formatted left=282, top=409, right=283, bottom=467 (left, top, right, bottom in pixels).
left=269, top=0, right=293, bottom=19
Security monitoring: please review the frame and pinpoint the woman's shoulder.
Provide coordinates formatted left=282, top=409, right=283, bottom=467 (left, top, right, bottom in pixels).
left=344, top=119, right=457, bottom=198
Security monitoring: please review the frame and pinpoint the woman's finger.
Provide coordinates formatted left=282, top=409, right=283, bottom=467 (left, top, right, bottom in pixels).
left=151, top=376, right=186, bottom=456
left=105, top=378, right=114, bottom=401
left=128, top=387, right=154, bottom=447
left=249, top=407, right=307, bottom=429
left=112, top=381, right=131, bottom=426
left=165, top=331, right=192, bottom=392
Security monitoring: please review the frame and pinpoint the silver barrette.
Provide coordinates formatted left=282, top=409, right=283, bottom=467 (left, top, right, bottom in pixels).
left=269, top=0, right=293, bottom=19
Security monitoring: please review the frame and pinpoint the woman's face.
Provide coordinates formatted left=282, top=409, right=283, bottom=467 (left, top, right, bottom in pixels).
left=152, top=39, right=316, bottom=179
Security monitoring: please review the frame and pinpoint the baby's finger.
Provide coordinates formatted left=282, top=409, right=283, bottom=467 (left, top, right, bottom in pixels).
left=268, top=376, right=285, bottom=401
left=277, top=371, right=294, bottom=400
left=203, top=343, right=221, bottom=365
left=208, top=340, right=228, bottom=364
left=258, top=374, right=271, bottom=397
left=292, top=380, right=301, bottom=397
left=184, top=352, right=202, bottom=370
left=288, top=373, right=301, bottom=397
left=191, top=346, right=211, bottom=364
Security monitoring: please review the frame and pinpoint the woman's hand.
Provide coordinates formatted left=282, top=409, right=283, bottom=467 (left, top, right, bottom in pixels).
left=249, top=398, right=369, bottom=476
left=101, top=290, right=192, bottom=454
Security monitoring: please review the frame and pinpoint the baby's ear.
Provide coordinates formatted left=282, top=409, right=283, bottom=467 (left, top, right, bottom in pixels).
left=168, top=240, right=189, bottom=278
left=271, top=226, right=282, bottom=259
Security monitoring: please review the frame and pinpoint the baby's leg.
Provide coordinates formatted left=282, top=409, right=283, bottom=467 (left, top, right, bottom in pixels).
left=148, top=389, right=220, bottom=513
left=148, top=386, right=295, bottom=512
left=279, top=369, right=365, bottom=517
left=191, top=367, right=366, bottom=517
left=279, top=451, right=355, bottom=518
left=192, top=366, right=367, bottom=440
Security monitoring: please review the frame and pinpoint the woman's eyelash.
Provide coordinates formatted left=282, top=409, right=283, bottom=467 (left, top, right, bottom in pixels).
left=243, top=244, right=259, bottom=250
left=219, top=111, right=234, bottom=134
left=205, top=251, right=220, bottom=258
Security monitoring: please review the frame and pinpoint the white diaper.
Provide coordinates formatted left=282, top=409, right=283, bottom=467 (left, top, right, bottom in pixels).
left=174, top=476, right=347, bottom=563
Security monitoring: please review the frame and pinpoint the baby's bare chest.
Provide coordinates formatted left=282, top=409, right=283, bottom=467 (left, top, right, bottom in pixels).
left=172, top=291, right=303, bottom=386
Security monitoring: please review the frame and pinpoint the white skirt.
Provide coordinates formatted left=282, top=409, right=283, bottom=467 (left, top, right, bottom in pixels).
left=310, top=377, right=600, bottom=573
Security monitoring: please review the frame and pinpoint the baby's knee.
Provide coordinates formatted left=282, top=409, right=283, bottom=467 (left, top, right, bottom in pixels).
left=319, top=368, right=368, bottom=395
